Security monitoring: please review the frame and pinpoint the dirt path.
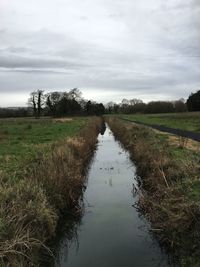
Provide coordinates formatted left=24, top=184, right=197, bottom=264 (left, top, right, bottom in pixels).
left=120, top=118, right=200, bottom=142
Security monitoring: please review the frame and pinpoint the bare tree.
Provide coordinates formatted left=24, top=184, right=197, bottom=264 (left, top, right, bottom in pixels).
left=67, top=88, right=82, bottom=101
left=129, top=98, right=143, bottom=106
left=28, top=92, right=37, bottom=117
left=28, top=90, right=45, bottom=118
left=46, top=91, right=61, bottom=116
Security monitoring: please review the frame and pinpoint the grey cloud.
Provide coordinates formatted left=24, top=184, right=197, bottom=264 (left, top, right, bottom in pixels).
left=160, top=0, right=200, bottom=11
left=108, top=13, right=123, bottom=19
left=0, top=46, right=33, bottom=54
left=0, top=0, right=199, bottom=105
left=79, top=16, right=89, bottom=21
left=0, top=55, right=87, bottom=70
left=175, top=0, right=200, bottom=10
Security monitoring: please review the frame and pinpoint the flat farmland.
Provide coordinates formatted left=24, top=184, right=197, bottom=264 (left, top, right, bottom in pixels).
left=0, top=117, right=88, bottom=175
left=119, top=112, right=200, bottom=133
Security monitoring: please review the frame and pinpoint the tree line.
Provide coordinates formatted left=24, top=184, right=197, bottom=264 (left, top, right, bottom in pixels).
left=0, top=107, right=30, bottom=118
left=28, top=89, right=200, bottom=117
left=106, top=98, right=187, bottom=114
left=28, top=88, right=105, bottom=118
left=106, top=90, right=200, bottom=114
left=0, top=89, right=199, bottom=118
left=186, top=90, right=200, bottom=111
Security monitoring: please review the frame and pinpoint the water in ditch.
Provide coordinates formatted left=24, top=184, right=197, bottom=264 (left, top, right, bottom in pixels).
left=54, top=124, right=174, bottom=267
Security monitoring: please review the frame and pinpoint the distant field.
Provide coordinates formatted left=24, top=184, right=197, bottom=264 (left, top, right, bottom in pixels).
left=118, top=112, right=200, bottom=133
left=0, top=117, right=88, bottom=175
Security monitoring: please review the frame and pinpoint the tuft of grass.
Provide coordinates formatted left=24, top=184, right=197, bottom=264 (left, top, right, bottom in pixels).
left=187, top=180, right=200, bottom=202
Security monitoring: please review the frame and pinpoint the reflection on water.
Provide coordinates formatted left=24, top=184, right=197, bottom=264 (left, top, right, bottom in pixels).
left=100, top=121, right=106, bottom=135
left=54, top=124, right=175, bottom=267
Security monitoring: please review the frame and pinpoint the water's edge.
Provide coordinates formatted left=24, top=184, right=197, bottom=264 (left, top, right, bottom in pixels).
left=53, top=124, right=174, bottom=267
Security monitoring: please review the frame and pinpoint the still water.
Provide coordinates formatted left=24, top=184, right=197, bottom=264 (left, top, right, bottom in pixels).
left=55, top=124, right=173, bottom=267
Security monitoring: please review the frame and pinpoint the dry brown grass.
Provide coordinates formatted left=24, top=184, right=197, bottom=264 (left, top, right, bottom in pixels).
left=152, top=129, right=200, bottom=152
left=53, top=118, right=73, bottom=123
left=106, top=116, right=200, bottom=266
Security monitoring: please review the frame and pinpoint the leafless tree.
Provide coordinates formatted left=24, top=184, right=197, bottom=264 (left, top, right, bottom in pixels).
left=28, top=90, right=45, bottom=118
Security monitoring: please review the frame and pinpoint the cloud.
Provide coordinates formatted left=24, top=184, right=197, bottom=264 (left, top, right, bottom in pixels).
left=0, top=0, right=199, bottom=106
left=0, top=54, right=88, bottom=70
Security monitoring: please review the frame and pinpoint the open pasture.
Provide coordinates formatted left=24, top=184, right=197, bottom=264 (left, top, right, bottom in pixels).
left=0, top=117, right=88, bottom=175
left=119, top=112, right=200, bottom=133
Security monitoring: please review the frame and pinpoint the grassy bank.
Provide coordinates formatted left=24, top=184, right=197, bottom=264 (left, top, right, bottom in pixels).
left=118, top=112, right=200, bottom=132
left=0, top=117, right=102, bottom=266
left=106, top=117, right=200, bottom=266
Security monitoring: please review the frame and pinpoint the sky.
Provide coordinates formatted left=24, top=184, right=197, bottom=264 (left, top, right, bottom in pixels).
left=0, top=0, right=199, bottom=107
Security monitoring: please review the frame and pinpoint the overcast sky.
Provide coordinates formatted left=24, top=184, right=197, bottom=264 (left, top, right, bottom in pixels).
left=0, top=0, right=199, bottom=106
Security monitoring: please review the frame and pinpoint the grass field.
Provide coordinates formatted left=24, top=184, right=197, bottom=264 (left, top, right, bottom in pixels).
left=0, top=117, right=88, bottom=176
left=118, top=112, right=200, bottom=132
left=0, top=116, right=101, bottom=266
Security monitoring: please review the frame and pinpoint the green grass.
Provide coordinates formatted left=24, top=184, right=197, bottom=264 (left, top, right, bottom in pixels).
left=151, top=129, right=200, bottom=202
left=118, top=112, right=200, bottom=133
left=187, top=180, right=200, bottom=202
left=0, top=117, right=88, bottom=175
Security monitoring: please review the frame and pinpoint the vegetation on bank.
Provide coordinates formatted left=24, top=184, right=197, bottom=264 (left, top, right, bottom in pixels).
left=106, top=117, right=200, bottom=266
left=118, top=112, right=200, bottom=133
left=0, top=117, right=102, bottom=266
